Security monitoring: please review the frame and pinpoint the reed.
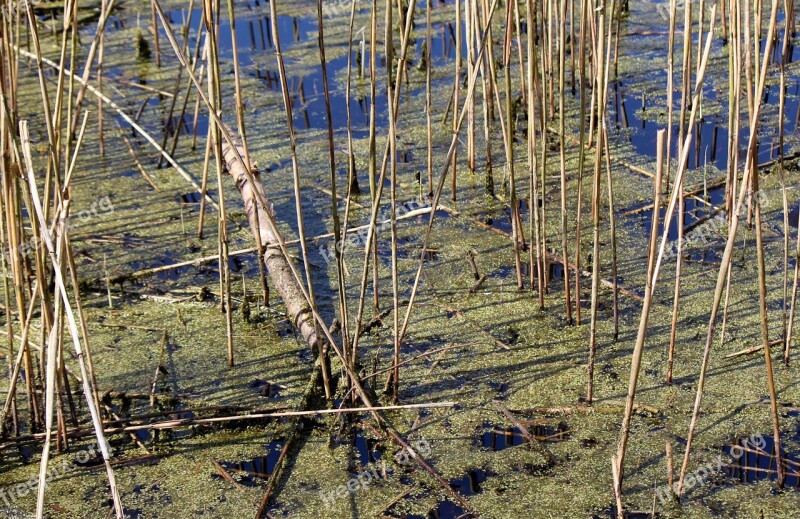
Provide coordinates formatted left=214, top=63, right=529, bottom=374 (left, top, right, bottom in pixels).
left=2, top=0, right=798, bottom=515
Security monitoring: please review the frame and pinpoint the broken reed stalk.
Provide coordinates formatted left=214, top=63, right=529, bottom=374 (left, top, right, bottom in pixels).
left=20, top=121, right=124, bottom=519
left=266, top=0, right=321, bottom=357
left=149, top=330, right=168, bottom=409
left=396, top=0, right=499, bottom=345
left=676, top=0, right=784, bottom=495
left=527, top=0, right=544, bottom=309
left=557, top=0, right=573, bottom=322
left=615, top=11, right=717, bottom=509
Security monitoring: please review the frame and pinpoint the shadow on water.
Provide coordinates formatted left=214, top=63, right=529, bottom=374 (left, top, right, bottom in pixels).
left=612, top=12, right=800, bottom=169
left=620, top=184, right=727, bottom=243
left=214, top=439, right=286, bottom=486
left=720, top=430, right=800, bottom=488
left=478, top=420, right=570, bottom=451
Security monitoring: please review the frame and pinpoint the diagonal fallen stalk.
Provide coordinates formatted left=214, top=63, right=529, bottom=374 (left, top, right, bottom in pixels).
left=150, top=3, right=473, bottom=511
left=20, top=121, right=123, bottom=518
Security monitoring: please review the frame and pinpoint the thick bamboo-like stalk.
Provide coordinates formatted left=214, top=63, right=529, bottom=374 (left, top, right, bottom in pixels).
left=221, top=139, right=320, bottom=351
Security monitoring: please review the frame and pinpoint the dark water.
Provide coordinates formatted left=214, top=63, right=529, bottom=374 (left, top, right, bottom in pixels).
left=216, top=439, right=285, bottom=486
left=611, top=11, right=800, bottom=170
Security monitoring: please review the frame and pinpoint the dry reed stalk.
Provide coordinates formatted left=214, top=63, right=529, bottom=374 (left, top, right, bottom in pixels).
left=612, top=128, right=665, bottom=517
left=314, top=0, right=346, bottom=399
left=500, top=0, right=524, bottom=289
left=396, top=0, right=499, bottom=346
left=337, top=0, right=364, bottom=370
left=572, top=0, right=589, bottom=324
left=587, top=0, right=612, bottom=405
left=21, top=121, right=124, bottom=518
left=349, top=0, right=417, bottom=369
left=676, top=0, right=783, bottom=494
left=616, top=12, right=717, bottom=505
left=557, top=0, right=573, bottom=322
left=200, top=0, right=235, bottom=367
left=527, top=0, right=544, bottom=308
left=666, top=0, right=677, bottom=191
left=451, top=0, right=462, bottom=201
